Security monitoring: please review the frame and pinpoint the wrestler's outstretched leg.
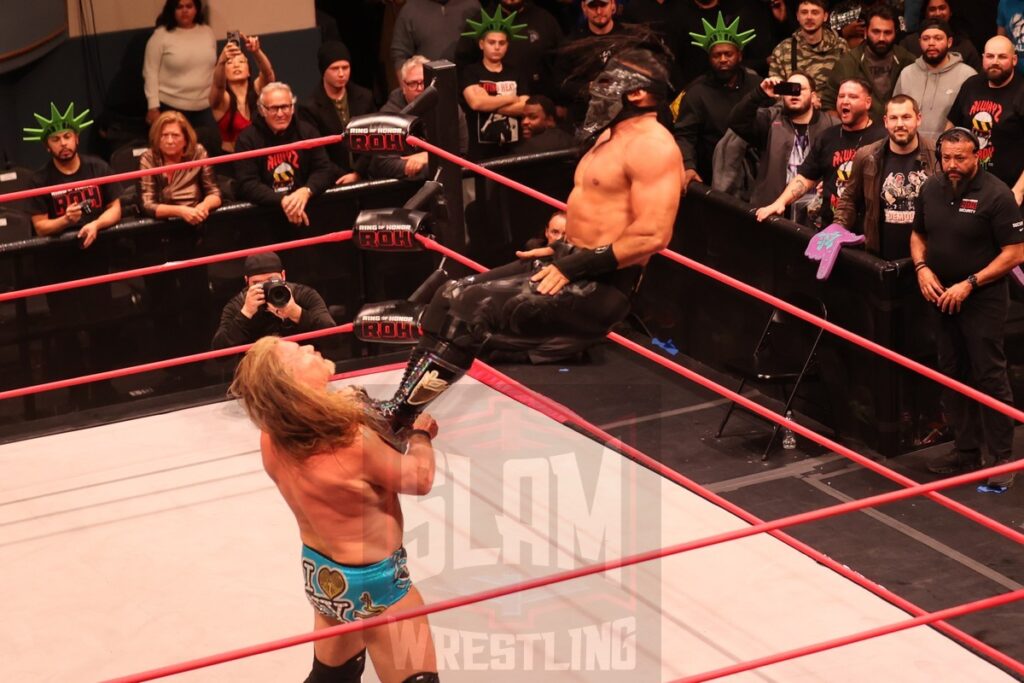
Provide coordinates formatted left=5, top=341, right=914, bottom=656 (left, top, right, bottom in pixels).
left=374, top=259, right=534, bottom=437
left=365, top=586, right=438, bottom=682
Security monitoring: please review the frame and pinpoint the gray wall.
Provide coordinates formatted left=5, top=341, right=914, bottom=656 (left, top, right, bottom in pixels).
left=1, top=26, right=322, bottom=169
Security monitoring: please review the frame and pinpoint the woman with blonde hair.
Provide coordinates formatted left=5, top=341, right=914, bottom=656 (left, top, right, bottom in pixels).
left=210, top=33, right=276, bottom=152
left=138, top=110, right=221, bottom=224
left=229, top=337, right=441, bottom=683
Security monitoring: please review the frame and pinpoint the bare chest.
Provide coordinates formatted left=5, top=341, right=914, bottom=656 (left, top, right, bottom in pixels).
left=576, top=139, right=630, bottom=193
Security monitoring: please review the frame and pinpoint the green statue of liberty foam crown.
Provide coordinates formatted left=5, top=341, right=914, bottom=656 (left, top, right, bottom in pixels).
left=689, top=11, right=756, bottom=52
left=23, top=102, right=94, bottom=142
left=461, top=5, right=528, bottom=41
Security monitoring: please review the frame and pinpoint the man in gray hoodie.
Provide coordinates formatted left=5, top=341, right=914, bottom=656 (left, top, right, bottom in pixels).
left=893, top=18, right=976, bottom=140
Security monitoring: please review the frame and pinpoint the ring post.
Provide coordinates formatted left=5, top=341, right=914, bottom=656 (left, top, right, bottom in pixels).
left=423, top=59, right=466, bottom=252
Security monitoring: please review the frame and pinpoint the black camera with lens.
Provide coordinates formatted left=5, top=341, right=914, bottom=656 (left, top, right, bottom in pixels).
left=261, top=278, right=291, bottom=308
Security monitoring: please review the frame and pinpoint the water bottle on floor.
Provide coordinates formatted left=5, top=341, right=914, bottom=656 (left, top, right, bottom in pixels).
left=782, top=410, right=797, bottom=450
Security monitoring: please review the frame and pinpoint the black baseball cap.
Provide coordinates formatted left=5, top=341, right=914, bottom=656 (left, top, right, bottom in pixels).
left=243, top=252, right=283, bottom=276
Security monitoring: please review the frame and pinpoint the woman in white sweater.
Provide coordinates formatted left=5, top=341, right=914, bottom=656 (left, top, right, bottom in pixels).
left=144, top=0, right=220, bottom=152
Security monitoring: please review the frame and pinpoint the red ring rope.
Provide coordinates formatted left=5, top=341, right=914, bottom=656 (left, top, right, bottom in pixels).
left=420, top=236, right=1024, bottom=545
left=471, top=362, right=1024, bottom=675
left=0, top=230, right=352, bottom=302
left=0, top=134, right=344, bottom=204
left=0, top=324, right=351, bottom=401
left=674, top=588, right=1024, bottom=682
left=409, top=138, right=1024, bottom=433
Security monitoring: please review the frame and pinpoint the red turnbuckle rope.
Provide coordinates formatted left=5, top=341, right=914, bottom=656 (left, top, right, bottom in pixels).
left=469, top=362, right=1024, bottom=675
left=0, top=134, right=344, bottom=205
left=421, top=229, right=1024, bottom=546
left=416, top=233, right=488, bottom=271
left=406, top=136, right=1024, bottom=433
left=406, top=135, right=569, bottom=211
left=0, top=324, right=352, bottom=402
left=0, top=230, right=352, bottom=303
left=674, top=588, right=1024, bottom=682
left=103, top=448, right=1021, bottom=683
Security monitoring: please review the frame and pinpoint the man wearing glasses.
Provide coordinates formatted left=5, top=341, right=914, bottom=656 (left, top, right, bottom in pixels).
left=234, top=81, right=334, bottom=226
left=369, top=55, right=468, bottom=180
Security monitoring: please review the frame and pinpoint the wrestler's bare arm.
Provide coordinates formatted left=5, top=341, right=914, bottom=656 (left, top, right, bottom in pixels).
left=611, top=131, right=682, bottom=266
left=361, top=426, right=436, bottom=495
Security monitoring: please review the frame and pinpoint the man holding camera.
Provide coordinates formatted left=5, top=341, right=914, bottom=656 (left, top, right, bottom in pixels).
left=211, top=252, right=335, bottom=349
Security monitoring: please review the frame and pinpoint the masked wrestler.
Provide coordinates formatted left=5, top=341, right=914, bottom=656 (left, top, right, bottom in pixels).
left=369, top=38, right=683, bottom=441
left=229, top=337, right=439, bottom=683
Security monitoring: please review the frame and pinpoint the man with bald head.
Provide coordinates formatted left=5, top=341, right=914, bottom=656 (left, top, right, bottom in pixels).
left=948, top=35, right=1024, bottom=204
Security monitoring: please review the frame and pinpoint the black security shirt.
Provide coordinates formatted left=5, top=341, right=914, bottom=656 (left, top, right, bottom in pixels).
left=798, top=121, right=887, bottom=225
left=912, top=170, right=1024, bottom=283
left=948, top=74, right=1024, bottom=188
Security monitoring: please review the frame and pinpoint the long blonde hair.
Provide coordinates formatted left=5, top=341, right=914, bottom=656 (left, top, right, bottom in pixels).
left=229, top=337, right=363, bottom=458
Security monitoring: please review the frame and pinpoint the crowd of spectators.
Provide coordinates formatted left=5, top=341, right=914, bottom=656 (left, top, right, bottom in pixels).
left=6, top=0, right=1022, bottom=265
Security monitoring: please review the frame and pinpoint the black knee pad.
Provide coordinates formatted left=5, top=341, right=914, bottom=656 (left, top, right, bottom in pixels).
left=303, top=650, right=367, bottom=683
left=402, top=673, right=440, bottom=683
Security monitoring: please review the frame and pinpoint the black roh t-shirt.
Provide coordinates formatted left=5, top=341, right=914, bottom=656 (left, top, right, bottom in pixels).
left=948, top=74, right=1024, bottom=188
left=459, top=61, right=529, bottom=160
left=912, top=169, right=1024, bottom=283
left=879, top=149, right=929, bottom=260
left=798, top=121, right=887, bottom=225
left=30, top=155, right=123, bottom=219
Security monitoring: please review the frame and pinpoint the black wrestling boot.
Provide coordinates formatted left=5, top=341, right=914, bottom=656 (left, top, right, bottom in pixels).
left=374, top=334, right=474, bottom=440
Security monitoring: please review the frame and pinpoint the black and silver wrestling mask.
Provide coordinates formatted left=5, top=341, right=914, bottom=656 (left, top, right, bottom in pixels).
left=579, top=59, right=661, bottom=143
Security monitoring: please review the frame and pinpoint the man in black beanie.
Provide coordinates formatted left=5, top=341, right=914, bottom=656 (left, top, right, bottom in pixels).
left=298, top=41, right=375, bottom=184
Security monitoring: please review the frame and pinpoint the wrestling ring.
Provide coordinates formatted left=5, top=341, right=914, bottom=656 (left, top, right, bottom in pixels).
left=1, top=63, right=1023, bottom=682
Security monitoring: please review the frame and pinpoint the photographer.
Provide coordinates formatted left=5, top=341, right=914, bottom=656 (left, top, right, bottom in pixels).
left=211, top=252, right=335, bottom=350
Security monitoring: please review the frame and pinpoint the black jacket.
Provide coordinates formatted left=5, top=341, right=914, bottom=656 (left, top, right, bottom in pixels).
left=211, top=282, right=335, bottom=349
left=674, top=68, right=760, bottom=181
left=298, top=82, right=375, bottom=175
left=233, top=116, right=335, bottom=206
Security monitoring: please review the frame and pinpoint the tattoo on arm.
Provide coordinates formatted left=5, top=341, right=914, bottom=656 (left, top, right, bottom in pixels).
left=785, top=178, right=807, bottom=203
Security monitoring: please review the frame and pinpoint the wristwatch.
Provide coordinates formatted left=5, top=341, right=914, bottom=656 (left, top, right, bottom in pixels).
left=967, top=274, right=979, bottom=290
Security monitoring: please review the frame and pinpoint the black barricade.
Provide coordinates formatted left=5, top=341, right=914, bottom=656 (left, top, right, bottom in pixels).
left=641, top=184, right=1024, bottom=457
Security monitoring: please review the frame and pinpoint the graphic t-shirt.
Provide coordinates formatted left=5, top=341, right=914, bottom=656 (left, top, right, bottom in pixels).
left=30, top=155, right=123, bottom=219
left=263, top=149, right=301, bottom=193
left=879, top=149, right=927, bottom=259
left=798, top=121, right=887, bottom=225
left=460, top=61, right=528, bottom=160
left=948, top=74, right=1024, bottom=188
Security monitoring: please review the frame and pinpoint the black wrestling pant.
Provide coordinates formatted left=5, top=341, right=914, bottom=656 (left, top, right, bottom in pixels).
left=377, top=250, right=642, bottom=435
left=421, top=254, right=642, bottom=357
left=931, top=279, right=1015, bottom=461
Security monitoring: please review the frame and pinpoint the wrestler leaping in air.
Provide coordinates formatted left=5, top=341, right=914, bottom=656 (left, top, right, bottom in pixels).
left=375, top=37, right=683, bottom=439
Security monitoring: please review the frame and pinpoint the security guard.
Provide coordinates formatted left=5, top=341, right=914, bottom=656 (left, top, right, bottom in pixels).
left=910, top=127, right=1024, bottom=489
